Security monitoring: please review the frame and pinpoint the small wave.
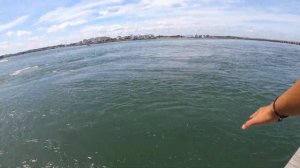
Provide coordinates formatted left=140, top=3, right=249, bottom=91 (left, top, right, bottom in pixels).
left=25, top=139, right=39, bottom=143
left=10, top=66, right=39, bottom=76
left=0, top=150, right=4, bottom=155
left=0, top=59, right=8, bottom=63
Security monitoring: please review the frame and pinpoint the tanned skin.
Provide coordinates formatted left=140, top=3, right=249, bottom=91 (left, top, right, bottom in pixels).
left=242, top=79, right=300, bottom=130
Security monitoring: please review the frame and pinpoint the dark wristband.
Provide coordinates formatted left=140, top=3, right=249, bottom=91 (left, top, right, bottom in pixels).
left=273, top=96, right=288, bottom=122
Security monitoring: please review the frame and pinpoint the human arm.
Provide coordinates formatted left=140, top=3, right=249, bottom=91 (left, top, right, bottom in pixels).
left=242, top=79, right=300, bottom=130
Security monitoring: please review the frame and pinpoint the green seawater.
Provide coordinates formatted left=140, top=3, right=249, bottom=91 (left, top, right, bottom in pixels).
left=0, top=39, right=300, bottom=167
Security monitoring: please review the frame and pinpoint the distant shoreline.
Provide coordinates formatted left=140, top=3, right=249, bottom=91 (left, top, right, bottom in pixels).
left=1, top=35, right=300, bottom=59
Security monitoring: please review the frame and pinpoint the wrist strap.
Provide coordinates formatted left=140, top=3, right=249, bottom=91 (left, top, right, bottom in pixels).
left=273, top=96, right=288, bottom=122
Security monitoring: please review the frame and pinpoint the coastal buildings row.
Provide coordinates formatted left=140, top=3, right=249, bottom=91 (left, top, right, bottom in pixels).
left=81, top=34, right=156, bottom=45
left=1, top=34, right=300, bottom=58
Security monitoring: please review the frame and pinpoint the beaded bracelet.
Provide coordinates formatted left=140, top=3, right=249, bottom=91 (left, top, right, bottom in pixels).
left=273, top=96, right=288, bottom=122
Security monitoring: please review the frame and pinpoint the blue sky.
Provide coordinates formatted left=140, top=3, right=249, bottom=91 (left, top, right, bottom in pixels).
left=1, top=0, right=300, bottom=55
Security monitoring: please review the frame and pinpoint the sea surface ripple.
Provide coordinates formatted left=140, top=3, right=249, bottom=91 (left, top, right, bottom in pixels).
left=0, top=39, right=300, bottom=167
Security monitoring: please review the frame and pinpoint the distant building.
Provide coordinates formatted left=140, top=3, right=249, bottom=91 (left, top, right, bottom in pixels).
left=95, top=37, right=111, bottom=42
left=144, top=34, right=155, bottom=39
left=124, top=36, right=131, bottom=40
left=89, top=38, right=97, bottom=43
left=117, top=36, right=124, bottom=40
left=185, top=35, right=194, bottom=38
left=82, top=39, right=90, bottom=45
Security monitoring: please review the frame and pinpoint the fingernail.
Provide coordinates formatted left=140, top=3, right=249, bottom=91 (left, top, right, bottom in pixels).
left=242, top=124, right=246, bottom=130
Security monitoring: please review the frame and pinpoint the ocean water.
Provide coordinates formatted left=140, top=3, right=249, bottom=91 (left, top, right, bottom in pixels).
left=0, top=39, right=300, bottom=167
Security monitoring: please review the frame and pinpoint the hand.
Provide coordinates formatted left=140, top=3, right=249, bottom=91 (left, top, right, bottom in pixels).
left=242, top=104, right=279, bottom=130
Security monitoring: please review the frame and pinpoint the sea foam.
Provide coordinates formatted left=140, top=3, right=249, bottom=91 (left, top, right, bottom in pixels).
left=10, top=66, right=39, bottom=76
left=0, top=59, right=8, bottom=63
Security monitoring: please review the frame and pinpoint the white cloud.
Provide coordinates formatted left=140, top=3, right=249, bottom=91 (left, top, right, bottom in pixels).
left=0, top=15, right=29, bottom=32
left=36, top=27, right=45, bottom=31
left=94, top=0, right=242, bottom=19
left=47, top=20, right=87, bottom=33
left=38, top=0, right=121, bottom=24
left=5, top=30, right=31, bottom=37
left=28, top=35, right=46, bottom=42
left=6, top=31, right=14, bottom=36
left=36, top=0, right=242, bottom=33
left=1, top=0, right=300, bottom=56
left=0, top=41, right=9, bottom=49
left=16, top=30, right=31, bottom=36
left=78, top=8, right=300, bottom=40
left=140, top=0, right=187, bottom=8
left=37, top=0, right=122, bottom=33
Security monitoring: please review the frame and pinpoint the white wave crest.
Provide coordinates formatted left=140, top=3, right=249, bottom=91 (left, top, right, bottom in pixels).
left=0, top=59, right=8, bottom=63
left=10, top=66, right=39, bottom=76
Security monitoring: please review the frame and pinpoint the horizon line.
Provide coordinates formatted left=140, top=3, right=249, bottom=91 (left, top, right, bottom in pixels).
left=1, top=34, right=300, bottom=59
